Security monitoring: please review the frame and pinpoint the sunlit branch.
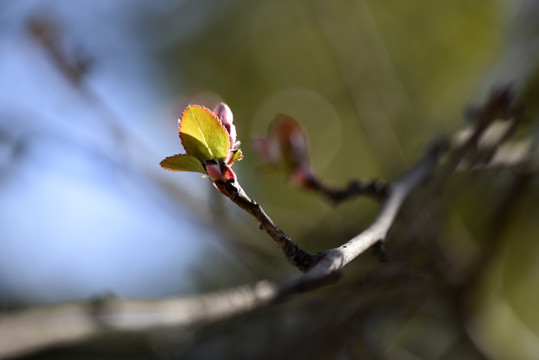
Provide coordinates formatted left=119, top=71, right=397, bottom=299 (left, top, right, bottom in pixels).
left=214, top=180, right=318, bottom=272
left=305, top=141, right=447, bottom=276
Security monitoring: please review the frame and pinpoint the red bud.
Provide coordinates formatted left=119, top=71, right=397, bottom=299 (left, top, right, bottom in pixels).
left=213, top=102, right=237, bottom=147
left=205, top=161, right=226, bottom=182
left=204, top=160, right=237, bottom=183
left=220, top=162, right=237, bottom=181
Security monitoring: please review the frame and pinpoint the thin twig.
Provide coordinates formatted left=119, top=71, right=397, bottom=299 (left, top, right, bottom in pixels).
left=214, top=174, right=390, bottom=271
left=214, top=180, right=318, bottom=271
left=310, top=178, right=390, bottom=204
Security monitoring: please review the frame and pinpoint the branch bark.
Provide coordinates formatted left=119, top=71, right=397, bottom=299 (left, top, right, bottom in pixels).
left=214, top=180, right=318, bottom=271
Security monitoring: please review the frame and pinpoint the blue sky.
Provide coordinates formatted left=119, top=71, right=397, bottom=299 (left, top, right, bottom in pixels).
left=0, top=0, right=228, bottom=303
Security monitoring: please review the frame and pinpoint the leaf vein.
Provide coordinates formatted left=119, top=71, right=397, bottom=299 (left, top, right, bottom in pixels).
left=191, top=107, right=214, bottom=159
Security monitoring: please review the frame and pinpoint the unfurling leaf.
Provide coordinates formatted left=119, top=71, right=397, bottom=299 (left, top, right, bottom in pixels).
left=179, top=105, right=230, bottom=162
left=160, top=154, right=206, bottom=174
left=161, top=103, right=243, bottom=188
left=229, top=149, right=243, bottom=164
left=253, top=114, right=319, bottom=189
left=252, top=114, right=311, bottom=171
left=272, top=114, right=310, bottom=169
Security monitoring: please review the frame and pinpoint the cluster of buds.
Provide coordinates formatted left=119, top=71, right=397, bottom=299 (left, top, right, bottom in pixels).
left=160, top=102, right=243, bottom=193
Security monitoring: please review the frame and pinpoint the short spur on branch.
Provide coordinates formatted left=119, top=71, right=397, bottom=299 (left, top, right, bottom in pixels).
left=252, top=114, right=389, bottom=203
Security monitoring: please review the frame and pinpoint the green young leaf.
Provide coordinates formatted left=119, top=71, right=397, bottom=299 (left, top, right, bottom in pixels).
left=160, top=154, right=206, bottom=174
left=230, top=149, right=243, bottom=164
left=179, top=105, right=230, bottom=162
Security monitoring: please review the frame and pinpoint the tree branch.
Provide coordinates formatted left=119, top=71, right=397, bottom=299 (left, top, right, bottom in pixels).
left=0, top=140, right=447, bottom=358
left=306, top=141, right=447, bottom=275
left=214, top=180, right=318, bottom=271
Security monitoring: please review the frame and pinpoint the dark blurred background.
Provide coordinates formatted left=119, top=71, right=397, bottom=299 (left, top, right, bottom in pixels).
left=0, top=0, right=538, bottom=359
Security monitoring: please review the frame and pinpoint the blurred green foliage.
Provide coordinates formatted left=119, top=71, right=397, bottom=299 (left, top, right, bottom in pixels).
left=126, top=0, right=539, bottom=358
left=153, top=0, right=507, bottom=254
